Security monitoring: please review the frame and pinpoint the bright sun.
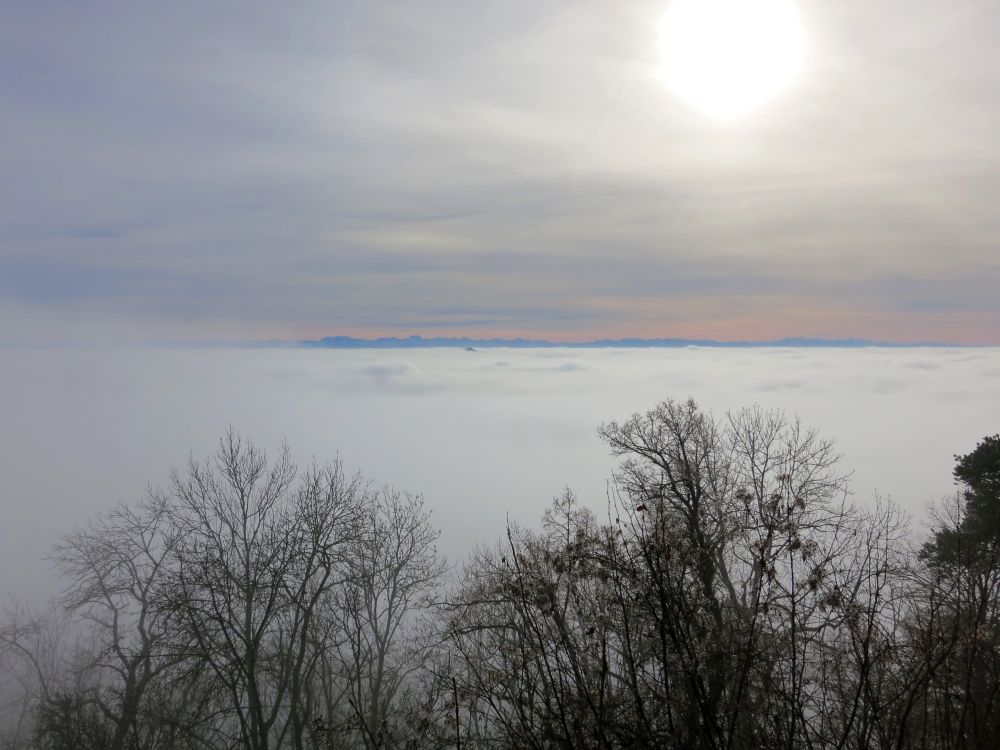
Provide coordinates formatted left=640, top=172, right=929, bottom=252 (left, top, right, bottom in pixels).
left=659, top=0, right=805, bottom=120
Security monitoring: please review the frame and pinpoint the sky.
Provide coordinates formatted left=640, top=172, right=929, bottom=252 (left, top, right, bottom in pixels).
left=2, top=1, right=999, bottom=344
left=3, top=346, right=999, bottom=602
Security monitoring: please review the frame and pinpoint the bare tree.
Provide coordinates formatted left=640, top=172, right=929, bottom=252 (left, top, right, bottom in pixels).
left=46, top=493, right=181, bottom=750
left=166, top=431, right=363, bottom=750
left=319, top=488, right=447, bottom=749
left=598, top=400, right=861, bottom=747
left=443, top=399, right=914, bottom=749
left=2, top=430, right=451, bottom=749
left=0, top=603, right=78, bottom=748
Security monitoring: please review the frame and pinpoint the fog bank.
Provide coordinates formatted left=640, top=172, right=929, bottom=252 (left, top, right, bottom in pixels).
left=2, top=346, right=998, bottom=601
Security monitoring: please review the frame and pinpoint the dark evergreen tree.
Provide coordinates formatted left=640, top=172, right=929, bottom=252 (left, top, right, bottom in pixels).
left=922, top=434, right=1000, bottom=566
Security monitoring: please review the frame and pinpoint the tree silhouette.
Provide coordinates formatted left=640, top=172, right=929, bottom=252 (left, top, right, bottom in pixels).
left=922, top=434, right=1000, bottom=567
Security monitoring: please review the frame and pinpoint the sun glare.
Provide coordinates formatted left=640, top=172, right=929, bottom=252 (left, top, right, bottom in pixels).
left=659, top=0, right=805, bottom=120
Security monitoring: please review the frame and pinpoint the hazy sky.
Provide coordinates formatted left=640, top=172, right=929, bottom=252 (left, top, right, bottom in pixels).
left=3, top=346, right=999, bottom=601
left=3, top=1, right=1000, bottom=343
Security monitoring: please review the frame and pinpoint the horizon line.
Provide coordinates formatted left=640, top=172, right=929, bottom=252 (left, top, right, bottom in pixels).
left=6, top=334, right=994, bottom=350
left=200, top=334, right=982, bottom=349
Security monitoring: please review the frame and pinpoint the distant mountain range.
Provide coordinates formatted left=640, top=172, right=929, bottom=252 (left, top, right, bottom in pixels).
left=297, top=335, right=955, bottom=349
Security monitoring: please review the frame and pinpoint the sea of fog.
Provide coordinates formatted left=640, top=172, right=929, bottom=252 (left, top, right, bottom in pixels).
left=2, top=346, right=999, bottom=602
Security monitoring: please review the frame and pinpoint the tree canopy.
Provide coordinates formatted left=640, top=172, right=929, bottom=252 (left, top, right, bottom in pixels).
left=922, top=433, right=1000, bottom=567
left=2, top=406, right=999, bottom=749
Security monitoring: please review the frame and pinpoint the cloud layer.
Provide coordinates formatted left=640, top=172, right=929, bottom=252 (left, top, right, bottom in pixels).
left=2, top=1, right=999, bottom=343
left=3, top=346, right=998, bottom=601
